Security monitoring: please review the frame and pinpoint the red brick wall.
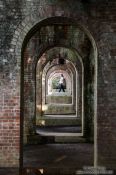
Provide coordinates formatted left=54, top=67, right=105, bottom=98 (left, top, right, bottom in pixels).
left=0, top=0, right=116, bottom=170
left=0, top=88, right=20, bottom=166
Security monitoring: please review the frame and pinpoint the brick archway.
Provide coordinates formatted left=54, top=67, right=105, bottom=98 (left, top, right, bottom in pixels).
left=10, top=16, right=98, bottom=173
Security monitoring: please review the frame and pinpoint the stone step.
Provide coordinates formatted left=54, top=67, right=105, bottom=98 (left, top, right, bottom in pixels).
left=27, top=134, right=86, bottom=144
left=46, top=95, right=72, bottom=104
left=44, top=104, right=75, bottom=115
left=36, top=125, right=82, bottom=134
left=27, top=126, right=84, bottom=144
left=36, top=115, right=81, bottom=126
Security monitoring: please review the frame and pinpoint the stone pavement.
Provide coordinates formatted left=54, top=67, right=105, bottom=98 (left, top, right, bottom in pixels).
left=23, top=143, right=94, bottom=169
left=0, top=168, right=19, bottom=175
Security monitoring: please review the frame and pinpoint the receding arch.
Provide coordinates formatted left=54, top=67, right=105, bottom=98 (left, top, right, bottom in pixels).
left=35, top=47, right=84, bottom=137
left=19, top=16, right=98, bottom=173
left=36, top=47, right=83, bottom=131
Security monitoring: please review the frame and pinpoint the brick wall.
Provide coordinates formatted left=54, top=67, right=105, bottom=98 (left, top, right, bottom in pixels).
left=0, top=0, right=116, bottom=170
left=0, top=82, right=20, bottom=166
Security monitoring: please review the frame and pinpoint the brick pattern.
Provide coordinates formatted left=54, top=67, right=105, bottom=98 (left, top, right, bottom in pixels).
left=0, top=0, right=116, bottom=170
left=0, top=87, right=20, bottom=166
left=97, top=28, right=116, bottom=168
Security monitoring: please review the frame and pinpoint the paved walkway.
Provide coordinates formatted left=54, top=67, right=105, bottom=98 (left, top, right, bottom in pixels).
left=23, top=143, right=94, bottom=170
left=0, top=168, right=19, bottom=175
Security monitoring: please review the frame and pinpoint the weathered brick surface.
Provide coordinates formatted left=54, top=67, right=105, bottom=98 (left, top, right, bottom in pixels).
left=0, top=0, right=116, bottom=171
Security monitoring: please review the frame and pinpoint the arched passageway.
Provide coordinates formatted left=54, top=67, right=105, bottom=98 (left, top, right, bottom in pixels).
left=36, top=47, right=83, bottom=138
left=21, top=17, right=97, bottom=174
